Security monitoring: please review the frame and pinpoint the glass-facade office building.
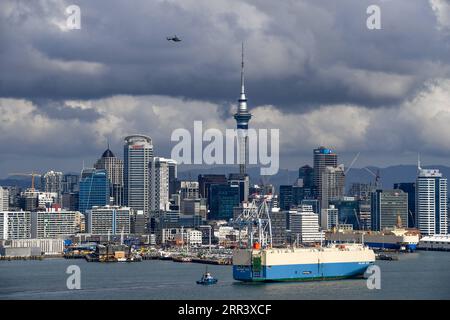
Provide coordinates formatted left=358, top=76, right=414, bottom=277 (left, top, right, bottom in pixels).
left=79, top=169, right=109, bottom=213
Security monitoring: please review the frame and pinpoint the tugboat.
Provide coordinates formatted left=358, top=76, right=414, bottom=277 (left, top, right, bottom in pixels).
left=196, top=268, right=218, bottom=285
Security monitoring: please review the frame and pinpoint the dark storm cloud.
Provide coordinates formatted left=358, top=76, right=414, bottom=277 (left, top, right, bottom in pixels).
left=1, top=0, right=449, bottom=111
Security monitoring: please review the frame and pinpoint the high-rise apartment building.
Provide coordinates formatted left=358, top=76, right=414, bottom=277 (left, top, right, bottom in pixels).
left=124, top=135, right=153, bottom=215
left=0, top=187, right=9, bottom=211
left=87, top=205, right=132, bottom=235
left=416, top=168, right=448, bottom=235
left=149, top=157, right=176, bottom=212
left=41, top=171, right=63, bottom=202
left=31, top=209, right=81, bottom=238
left=0, top=211, right=32, bottom=240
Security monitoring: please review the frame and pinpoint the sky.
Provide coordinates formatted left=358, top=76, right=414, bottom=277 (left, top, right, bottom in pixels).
left=1, top=0, right=450, bottom=177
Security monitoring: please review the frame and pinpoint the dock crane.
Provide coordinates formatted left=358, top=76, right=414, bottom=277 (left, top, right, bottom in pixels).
left=8, top=172, right=42, bottom=191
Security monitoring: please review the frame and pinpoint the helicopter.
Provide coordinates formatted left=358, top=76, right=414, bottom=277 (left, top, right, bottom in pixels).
left=166, top=35, right=181, bottom=42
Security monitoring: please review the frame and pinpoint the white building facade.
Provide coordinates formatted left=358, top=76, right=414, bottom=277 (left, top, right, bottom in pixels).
left=416, top=168, right=448, bottom=235
left=0, top=211, right=32, bottom=240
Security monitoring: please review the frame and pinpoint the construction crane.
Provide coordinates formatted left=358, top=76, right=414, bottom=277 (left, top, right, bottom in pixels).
left=364, top=167, right=381, bottom=190
left=345, top=152, right=360, bottom=175
left=8, top=172, right=42, bottom=191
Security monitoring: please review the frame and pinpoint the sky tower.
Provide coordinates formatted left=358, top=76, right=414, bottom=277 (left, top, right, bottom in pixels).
left=234, top=43, right=252, bottom=175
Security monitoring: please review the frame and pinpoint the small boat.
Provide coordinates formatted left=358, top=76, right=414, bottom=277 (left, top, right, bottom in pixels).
left=196, top=269, right=218, bottom=285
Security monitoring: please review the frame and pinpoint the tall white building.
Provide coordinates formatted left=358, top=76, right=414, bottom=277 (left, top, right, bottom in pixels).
left=0, top=187, right=9, bottom=211
left=416, top=168, right=448, bottom=235
left=289, top=205, right=324, bottom=244
left=0, top=211, right=32, bottom=240
left=149, top=157, right=176, bottom=212
left=124, top=135, right=153, bottom=215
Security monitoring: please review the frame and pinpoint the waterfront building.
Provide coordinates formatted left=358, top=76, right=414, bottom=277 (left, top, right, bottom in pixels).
left=0, top=211, right=32, bottom=240
left=94, top=146, right=124, bottom=206
left=371, top=189, right=408, bottom=231
left=289, top=205, right=324, bottom=244
left=325, top=205, right=339, bottom=230
left=416, top=167, right=448, bottom=235
left=31, top=208, right=81, bottom=238
left=87, top=205, right=132, bottom=235
left=3, top=239, right=65, bottom=255
left=270, top=208, right=287, bottom=247
left=124, top=135, right=154, bottom=215
left=130, top=210, right=148, bottom=234
left=78, top=169, right=109, bottom=214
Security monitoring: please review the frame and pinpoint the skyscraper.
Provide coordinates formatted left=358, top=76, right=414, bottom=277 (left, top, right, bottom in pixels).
left=371, top=189, right=408, bottom=231
left=313, top=146, right=338, bottom=203
left=233, top=43, right=252, bottom=175
left=209, top=184, right=240, bottom=220
left=320, top=165, right=345, bottom=228
left=198, top=174, right=227, bottom=207
left=168, top=160, right=178, bottom=199
left=78, top=168, right=110, bottom=214
left=41, top=171, right=63, bottom=202
left=149, top=157, right=176, bottom=213
left=394, top=182, right=416, bottom=228
left=94, top=146, right=124, bottom=206
left=279, top=185, right=293, bottom=211
left=298, top=165, right=314, bottom=188
left=123, top=135, right=153, bottom=214
left=416, top=167, right=448, bottom=235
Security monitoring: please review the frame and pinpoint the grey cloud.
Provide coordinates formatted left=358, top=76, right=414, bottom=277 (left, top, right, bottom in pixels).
left=1, top=0, right=449, bottom=111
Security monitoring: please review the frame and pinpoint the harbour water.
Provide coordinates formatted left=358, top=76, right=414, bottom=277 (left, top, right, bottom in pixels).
left=0, top=251, right=449, bottom=300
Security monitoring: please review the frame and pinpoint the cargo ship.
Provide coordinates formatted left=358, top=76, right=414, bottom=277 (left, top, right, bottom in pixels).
left=232, top=198, right=375, bottom=282
left=326, top=228, right=419, bottom=252
left=233, top=243, right=374, bottom=282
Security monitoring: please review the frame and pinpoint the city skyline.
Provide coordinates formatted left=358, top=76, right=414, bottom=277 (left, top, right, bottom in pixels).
left=1, top=1, right=450, bottom=176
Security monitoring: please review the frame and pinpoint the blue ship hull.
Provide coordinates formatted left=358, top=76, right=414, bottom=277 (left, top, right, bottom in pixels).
left=233, top=261, right=373, bottom=282
left=364, top=242, right=417, bottom=252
